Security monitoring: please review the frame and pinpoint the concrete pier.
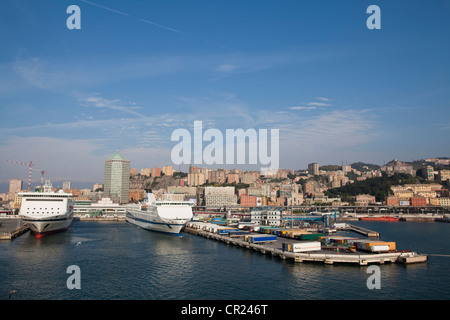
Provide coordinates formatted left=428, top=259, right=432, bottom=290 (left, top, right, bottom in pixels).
left=183, top=227, right=427, bottom=266
left=343, top=224, right=380, bottom=237
left=0, top=218, right=29, bottom=240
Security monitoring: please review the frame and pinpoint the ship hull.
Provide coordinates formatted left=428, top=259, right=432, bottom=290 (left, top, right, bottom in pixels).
left=23, top=215, right=73, bottom=238
left=126, top=212, right=187, bottom=234
left=126, top=204, right=192, bottom=235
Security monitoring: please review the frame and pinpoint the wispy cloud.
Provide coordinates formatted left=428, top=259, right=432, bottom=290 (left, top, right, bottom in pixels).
left=307, top=102, right=332, bottom=107
left=80, top=95, right=145, bottom=118
left=287, top=106, right=316, bottom=111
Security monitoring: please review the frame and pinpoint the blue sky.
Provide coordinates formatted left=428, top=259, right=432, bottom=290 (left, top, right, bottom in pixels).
left=0, top=0, right=449, bottom=191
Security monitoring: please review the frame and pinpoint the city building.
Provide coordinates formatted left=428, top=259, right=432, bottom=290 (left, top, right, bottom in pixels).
left=129, top=189, right=145, bottom=202
left=162, top=165, right=173, bottom=176
left=93, top=183, right=103, bottom=192
left=141, top=168, right=150, bottom=177
left=386, top=196, right=400, bottom=206
left=440, top=198, right=450, bottom=207
left=411, top=196, right=427, bottom=206
left=9, top=179, right=23, bottom=194
left=240, top=195, right=257, bottom=207
left=227, top=173, right=240, bottom=184
left=308, top=163, right=319, bottom=175
left=187, top=172, right=206, bottom=186
left=251, top=209, right=282, bottom=227
left=439, top=170, right=450, bottom=182
left=354, top=194, right=376, bottom=206
left=104, top=152, right=130, bottom=204
left=204, top=186, right=237, bottom=207
left=151, top=167, right=161, bottom=177
left=62, top=181, right=71, bottom=191
left=208, top=169, right=227, bottom=184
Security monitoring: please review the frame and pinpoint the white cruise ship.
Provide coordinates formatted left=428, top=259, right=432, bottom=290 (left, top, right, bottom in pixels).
left=126, top=191, right=193, bottom=235
left=18, top=181, right=74, bottom=239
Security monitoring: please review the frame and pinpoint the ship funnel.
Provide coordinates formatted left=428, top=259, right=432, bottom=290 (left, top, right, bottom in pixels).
left=144, top=189, right=156, bottom=204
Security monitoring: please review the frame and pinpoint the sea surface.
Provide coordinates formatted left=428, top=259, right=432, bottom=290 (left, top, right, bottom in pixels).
left=1, top=220, right=449, bottom=301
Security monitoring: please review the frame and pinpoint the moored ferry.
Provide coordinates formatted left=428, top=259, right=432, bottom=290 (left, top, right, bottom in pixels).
left=126, top=191, right=193, bottom=235
left=18, top=181, right=74, bottom=238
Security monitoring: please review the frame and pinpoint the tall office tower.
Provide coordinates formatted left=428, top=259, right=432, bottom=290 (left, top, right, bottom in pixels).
left=104, top=152, right=130, bottom=204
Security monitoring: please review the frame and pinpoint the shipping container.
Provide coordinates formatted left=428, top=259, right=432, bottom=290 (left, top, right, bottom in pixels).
left=300, top=233, right=323, bottom=240
left=228, top=230, right=250, bottom=237
left=218, top=228, right=239, bottom=234
left=246, top=234, right=277, bottom=243
left=370, top=245, right=390, bottom=253
left=353, top=240, right=396, bottom=252
left=282, top=241, right=321, bottom=252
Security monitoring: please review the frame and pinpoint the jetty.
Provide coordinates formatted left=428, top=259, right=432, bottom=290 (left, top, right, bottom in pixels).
left=340, top=224, right=380, bottom=237
left=183, top=227, right=427, bottom=266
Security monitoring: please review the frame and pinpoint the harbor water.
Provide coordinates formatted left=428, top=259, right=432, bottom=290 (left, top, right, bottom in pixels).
left=0, top=220, right=449, bottom=300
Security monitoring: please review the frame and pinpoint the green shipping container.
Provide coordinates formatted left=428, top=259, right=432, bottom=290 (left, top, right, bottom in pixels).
left=300, top=233, right=323, bottom=240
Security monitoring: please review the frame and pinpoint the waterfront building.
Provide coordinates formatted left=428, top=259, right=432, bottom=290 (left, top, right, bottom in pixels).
left=73, top=197, right=127, bottom=217
left=104, top=152, right=130, bottom=204
left=251, top=209, right=282, bottom=226
left=240, top=195, right=257, bottom=207
left=411, top=196, right=427, bottom=206
left=386, top=196, right=400, bottom=206
left=354, top=194, right=376, bottom=206
left=204, top=186, right=237, bottom=207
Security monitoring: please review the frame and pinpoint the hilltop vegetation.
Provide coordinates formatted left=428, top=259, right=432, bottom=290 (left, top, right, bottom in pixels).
left=324, top=173, right=416, bottom=203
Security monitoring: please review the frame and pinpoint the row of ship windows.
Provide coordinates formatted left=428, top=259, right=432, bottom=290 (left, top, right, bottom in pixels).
left=27, top=212, right=60, bottom=215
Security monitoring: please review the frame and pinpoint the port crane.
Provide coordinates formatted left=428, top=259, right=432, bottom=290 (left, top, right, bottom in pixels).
left=6, top=160, right=47, bottom=191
